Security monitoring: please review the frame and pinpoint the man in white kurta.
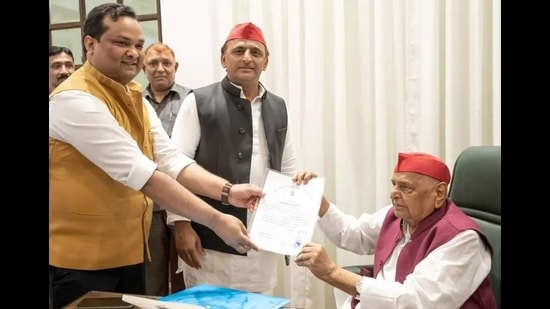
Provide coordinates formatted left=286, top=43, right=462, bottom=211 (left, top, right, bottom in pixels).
left=292, top=153, right=496, bottom=308
left=167, top=22, right=308, bottom=308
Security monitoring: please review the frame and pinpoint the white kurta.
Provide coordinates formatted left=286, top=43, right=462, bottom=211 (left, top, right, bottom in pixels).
left=319, top=203, right=492, bottom=309
left=167, top=84, right=299, bottom=295
left=49, top=90, right=194, bottom=190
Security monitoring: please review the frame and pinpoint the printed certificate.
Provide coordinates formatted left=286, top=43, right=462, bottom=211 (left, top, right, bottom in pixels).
left=249, top=169, right=325, bottom=256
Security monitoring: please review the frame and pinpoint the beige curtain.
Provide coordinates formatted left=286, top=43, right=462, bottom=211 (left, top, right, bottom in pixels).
left=161, top=0, right=501, bottom=308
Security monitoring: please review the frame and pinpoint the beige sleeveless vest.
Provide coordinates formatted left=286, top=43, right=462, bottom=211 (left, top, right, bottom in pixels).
left=49, top=62, right=154, bottom=270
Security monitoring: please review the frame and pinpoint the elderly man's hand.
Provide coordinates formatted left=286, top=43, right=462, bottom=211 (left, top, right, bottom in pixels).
left=294, top=242, right=337, bottom=280
left=292, top=171, right=318, bottom=185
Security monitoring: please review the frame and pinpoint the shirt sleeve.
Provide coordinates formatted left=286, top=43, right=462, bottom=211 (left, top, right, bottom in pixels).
left=50, top=90, right=157, bottom=190
left=166, top=92, right=201, bottom=224
left=318, top=203, right=389, bottom=255
left=143, top=97, right=195, bottom=179
left=280, top=102, right=297, bottom=177
left=358, top=229, right=492, bottom=308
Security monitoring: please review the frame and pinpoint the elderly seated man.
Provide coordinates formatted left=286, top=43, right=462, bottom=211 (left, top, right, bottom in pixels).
left=293, top=152, right=497, bottom=309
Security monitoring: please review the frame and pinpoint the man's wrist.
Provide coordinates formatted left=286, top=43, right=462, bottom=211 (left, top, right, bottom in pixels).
left=221, top=182, right=233, bottom=205
left=174, top=220, right=191, bottom=227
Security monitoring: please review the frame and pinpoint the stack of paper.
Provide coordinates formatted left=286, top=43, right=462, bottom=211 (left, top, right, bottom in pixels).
left=159, top=284, right=290, bottom=309
left=122, top=294, right=204, bottom=309
left=249, top=169, right=325, bottom=256
left=123, top=284, right=290, bottom=309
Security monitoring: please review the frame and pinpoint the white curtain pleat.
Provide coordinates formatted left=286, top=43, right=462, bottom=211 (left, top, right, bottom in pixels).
left=492, top=0, right=501, bottom=144
left=161, top=0, right=501, bottom=308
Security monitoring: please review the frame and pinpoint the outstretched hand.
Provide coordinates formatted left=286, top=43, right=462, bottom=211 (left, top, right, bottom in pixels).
left=293, top=171, right=330, bottom=217
left=212, top=213, right=259, bottom=254
left=292, top=171, right=318, bottom=185
left=228, top=183, right=264, bottom=212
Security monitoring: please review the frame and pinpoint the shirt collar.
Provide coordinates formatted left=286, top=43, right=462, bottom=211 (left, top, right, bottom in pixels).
left=228, top=80, right=266, bottom=100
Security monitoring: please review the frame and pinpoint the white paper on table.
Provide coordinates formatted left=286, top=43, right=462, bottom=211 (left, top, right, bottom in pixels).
left=249, top=169, right=325, bottom=256
left=121, top=294, right=206, bottom=309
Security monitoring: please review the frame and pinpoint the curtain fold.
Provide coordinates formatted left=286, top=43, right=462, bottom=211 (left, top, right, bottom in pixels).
left=161, top=0, right=500, bottom=308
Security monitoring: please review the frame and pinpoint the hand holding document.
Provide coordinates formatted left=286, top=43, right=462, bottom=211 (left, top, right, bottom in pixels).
left=249, top=169, right=325, bottom=256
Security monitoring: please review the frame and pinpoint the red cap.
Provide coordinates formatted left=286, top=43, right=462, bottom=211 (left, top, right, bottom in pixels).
left=225, top=22, right=266, bottom=47
left=394, top=152, right=451, bottom=184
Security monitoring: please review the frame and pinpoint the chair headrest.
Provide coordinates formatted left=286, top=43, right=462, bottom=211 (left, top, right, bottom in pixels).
left=449, top=146, right=501, bottom=223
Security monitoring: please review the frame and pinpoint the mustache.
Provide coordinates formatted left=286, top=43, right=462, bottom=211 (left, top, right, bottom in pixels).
left=57, top=73, right=71, bottom=80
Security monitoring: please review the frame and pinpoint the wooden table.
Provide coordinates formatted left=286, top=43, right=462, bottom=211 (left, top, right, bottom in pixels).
left=63, top=290, right=157, bottom=309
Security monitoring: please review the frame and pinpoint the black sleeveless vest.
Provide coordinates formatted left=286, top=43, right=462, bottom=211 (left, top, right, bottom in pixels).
left=191, top=76, right=288, bottom=255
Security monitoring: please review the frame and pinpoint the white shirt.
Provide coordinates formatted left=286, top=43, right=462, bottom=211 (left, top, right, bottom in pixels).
left=319, top=204, right=492, bottom=309
left=49, top=90, right=194, bottom=191
left=167, top=83, right=297, bottom=293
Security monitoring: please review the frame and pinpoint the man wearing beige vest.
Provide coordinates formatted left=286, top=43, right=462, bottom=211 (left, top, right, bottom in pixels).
left=48, top=4, right=262, bottom=309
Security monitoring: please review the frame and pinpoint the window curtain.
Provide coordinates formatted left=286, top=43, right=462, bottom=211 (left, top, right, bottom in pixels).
left=160, top=0, right=500, bottom=308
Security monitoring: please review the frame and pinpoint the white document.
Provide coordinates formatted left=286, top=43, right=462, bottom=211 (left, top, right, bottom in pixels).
left=122, top=295, right=206, bottom=309
left=249, top=169, right=325, bottom=256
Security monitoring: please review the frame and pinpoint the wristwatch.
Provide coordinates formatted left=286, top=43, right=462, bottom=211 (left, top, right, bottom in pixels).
left=355, top=278, right=362, bottom=298
left=221, top=182, right=233, bottom=205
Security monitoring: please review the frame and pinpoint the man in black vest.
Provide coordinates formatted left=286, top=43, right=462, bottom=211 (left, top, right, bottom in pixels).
left=167, top=22, right=298, bottom=296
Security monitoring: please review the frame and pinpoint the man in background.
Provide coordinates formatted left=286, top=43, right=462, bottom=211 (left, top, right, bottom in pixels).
left=142, top=42, right=191, bottom=295
left=49, top=45, right=74, bottom=309
left=168, top=22, right=298, bottom=297
left=49, top=46, right=75, bottom=94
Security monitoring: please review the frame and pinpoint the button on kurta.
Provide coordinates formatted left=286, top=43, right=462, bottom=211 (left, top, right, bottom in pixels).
left=238, top=152, right=244, bottom=159
left=238, top=128, right=246, bottom=134
left=237, top=104, right=244, bottom=111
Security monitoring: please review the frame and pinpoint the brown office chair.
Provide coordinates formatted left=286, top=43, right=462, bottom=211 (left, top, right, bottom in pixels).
left=343, top=146, right=501, bottom=308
